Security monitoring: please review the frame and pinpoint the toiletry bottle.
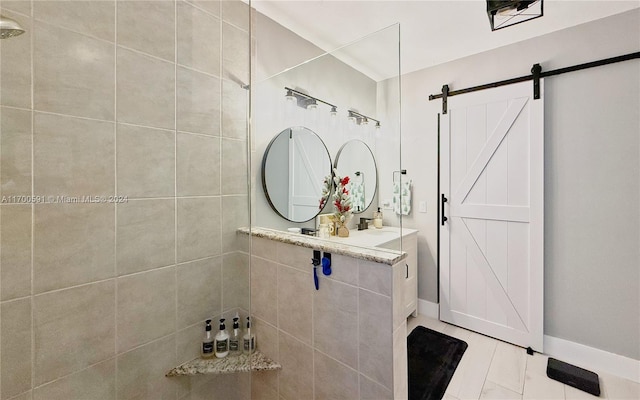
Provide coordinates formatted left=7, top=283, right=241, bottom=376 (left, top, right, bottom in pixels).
left=214, top=318, right=229, bottom=358
left=201, top=319, right=214, bottom=359
left=373, top=207, right=383, bottom=229
left=243, top=316, right=256, bottom=354
left=229, top=314, right=241, bottom=356
left=318, top=223, right=329, bottom=238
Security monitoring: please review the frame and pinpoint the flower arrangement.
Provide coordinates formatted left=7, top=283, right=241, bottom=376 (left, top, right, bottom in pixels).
left=319, top=174, right=331, bottom=210
left=331, top=168, right=352, bottom=224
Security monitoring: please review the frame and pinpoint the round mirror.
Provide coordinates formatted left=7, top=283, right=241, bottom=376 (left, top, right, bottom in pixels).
left=261, top=127, right=332, bottom=222
left=334, top=140, right=377, bottom=213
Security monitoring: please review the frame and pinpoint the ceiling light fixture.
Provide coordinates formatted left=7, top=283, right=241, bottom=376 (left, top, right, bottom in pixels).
left=487, top=0, right=543, bottom=31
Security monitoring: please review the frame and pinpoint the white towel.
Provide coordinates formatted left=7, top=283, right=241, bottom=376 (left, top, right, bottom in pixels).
left=393, top=180, right=412, bottom=215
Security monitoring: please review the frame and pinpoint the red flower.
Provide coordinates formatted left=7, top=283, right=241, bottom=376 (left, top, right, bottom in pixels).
left=341, top=176, right=350, bottom=186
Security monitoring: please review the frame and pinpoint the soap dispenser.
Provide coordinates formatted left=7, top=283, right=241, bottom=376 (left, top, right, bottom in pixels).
left=201, top=319, right=214, bottom=359
left=214, top=318, right=229, bottom=358
left=373, top=207, right=383, bottom=229
left=229, top=314, right=241, bottom=356
left=243, top=316, right=256, bottom=354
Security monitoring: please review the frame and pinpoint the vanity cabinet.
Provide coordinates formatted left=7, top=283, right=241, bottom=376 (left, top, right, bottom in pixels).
left=377, top=232, right=418, bottom=318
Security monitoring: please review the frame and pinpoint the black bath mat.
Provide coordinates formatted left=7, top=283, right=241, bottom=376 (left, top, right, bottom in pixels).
left=408, top=326, right=468, bottom=400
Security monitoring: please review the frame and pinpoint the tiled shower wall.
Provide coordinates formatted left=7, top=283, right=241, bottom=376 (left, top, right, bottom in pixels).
left=0, top=1, right=250, bottom=399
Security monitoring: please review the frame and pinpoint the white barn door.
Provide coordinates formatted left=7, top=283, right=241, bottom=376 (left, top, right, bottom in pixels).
left=288, top=128, right=328, bottom=221
left=439, top=81, right=544, bottom=351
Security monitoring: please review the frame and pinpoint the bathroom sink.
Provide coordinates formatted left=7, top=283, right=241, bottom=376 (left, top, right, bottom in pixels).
left=333, top=226, right=416, bottom=250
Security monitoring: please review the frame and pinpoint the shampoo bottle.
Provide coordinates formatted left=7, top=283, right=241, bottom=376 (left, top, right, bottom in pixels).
left=229, top=314, right=241, bottom=356
left=214, top=318, right=229, bottom=358
left=243, top=316, right=256, bottom=354
left=201, top=319, right=214, bottom=359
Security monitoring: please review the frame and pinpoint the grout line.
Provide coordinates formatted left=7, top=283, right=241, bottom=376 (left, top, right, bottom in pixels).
left=0, top=104, right=31, bottom=112
left=177, top=253, right=225, bottom=267
left=0, top=294, right=34, bottom=305
left=31, top=272, right=127, bottom=298
left=217, top=0, right=225, bottom=327
left=32, top=329, right=173, bottom=394
left=175, top=129, right=222, bottom=139
left=175, top=59, right=222, bottom=81
left=30, top=10, right=116, bottom=46
left=117, top=330, right=177, bottom=358
left=481, top=340, right=500, bottom=398
left=218, top=2, right=224, bottom=207
left=0, top=5, right=30, bottom=19
left=29, top=0, right=35, bottom=390
left=181, top=0, right=221, bottom=23
left=117, top=40, right=229, bottom=84
left=116, top=43, right=176, bottom=66
left=31, top=356, right=116, bottom=392
left=116, top=120, right=175, bottom=134
left=113, top=1, right=119, bottom=392
left=117, top=194, right=223, bottom=202
left=0, top=103, right=3, bottom=400
left=356, top=264, right=361, bottom=398
left=115, top=44, right=240, bottom=87
left=219, top=201, right=224, bottom=315
left=173, top=0, right=179, bottom=385
left=28, top=109, right=114, bottom=125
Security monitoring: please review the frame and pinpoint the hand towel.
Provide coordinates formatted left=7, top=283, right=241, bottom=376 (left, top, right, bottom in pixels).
left=350, top=180, right=366, bottom=212
left=393, top=180, right=412, bottom=215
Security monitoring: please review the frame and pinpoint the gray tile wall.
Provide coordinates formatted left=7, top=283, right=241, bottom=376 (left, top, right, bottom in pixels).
left=0, top=1, right=250, bottom=399
left=249, top=238, right=396, bottom=400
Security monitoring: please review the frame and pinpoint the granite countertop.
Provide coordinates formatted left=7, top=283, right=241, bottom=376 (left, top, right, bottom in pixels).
left=166, top=350, right=281, bottom=376
left=239, top=226, right=411, bottom=265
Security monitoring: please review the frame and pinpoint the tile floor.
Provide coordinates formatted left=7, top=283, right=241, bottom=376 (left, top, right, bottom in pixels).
left=407, top=314, right=640, bottom=400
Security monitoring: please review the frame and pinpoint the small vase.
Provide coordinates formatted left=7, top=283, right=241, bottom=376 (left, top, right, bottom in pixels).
left=337, top=224, right=349, bottom=237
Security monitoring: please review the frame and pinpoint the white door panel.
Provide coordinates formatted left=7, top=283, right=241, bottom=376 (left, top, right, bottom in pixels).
left=440, top=81, right=544, bottom=351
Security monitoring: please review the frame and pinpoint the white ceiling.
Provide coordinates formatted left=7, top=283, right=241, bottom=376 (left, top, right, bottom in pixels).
left=252, top=0, right=640, bottom=81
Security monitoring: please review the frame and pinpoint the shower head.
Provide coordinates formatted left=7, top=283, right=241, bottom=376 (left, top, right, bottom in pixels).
left=0, top=14, right=25, bottom=39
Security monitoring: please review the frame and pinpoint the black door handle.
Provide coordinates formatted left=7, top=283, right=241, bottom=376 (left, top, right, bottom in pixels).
left=441, top=194, right=448, bottom=226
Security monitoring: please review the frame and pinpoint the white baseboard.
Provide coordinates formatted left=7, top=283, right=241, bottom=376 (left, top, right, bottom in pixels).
left=417, top=299, right=439, bottom=319
left=544, top=335, right=640, bottom=384
left=416, top=299, right=639, bottom=383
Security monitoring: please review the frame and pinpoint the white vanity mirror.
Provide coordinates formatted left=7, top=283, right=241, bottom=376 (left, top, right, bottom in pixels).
left=334, top=139, right=378, bottom=213
left=261, top=126, right=332, bottom=222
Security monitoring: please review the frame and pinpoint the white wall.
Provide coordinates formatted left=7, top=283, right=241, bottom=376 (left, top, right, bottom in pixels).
left=395, top=9, right=640, bottom=360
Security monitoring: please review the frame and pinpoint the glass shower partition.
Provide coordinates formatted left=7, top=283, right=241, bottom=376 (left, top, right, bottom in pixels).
left=249, top=13, right=404, bottom=397
left=250, top=22, right=402, bottom=244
